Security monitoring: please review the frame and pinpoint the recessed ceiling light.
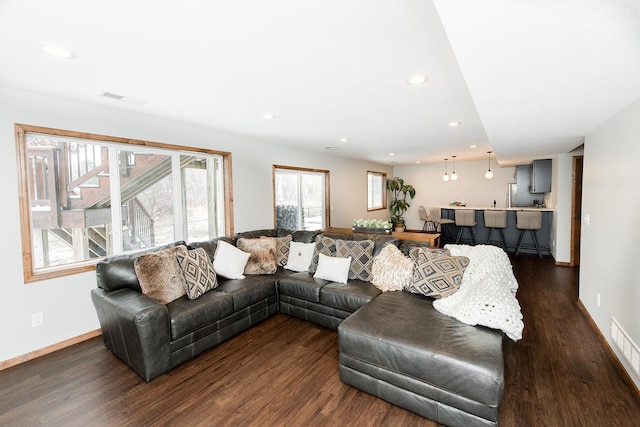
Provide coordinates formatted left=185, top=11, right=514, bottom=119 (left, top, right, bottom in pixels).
left=262, top=113, right=275, bottom=120
left=339, top=137, right=349, bottom=143
left=448, top=121, right=461, bottom=127
left=416, top=161, right=421, bottom=164
left=98, top=91, right=146, bottom=105
left=389, top=153, right=395, bottom=156
left=39, top=43, right=77, bottom=59
left=407, top=75, right=429, bottom=85
left=470, top=144, right=478, bottom=148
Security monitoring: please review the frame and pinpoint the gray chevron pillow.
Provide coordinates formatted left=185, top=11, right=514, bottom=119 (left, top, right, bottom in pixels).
left=407, top=247, right=469, bottom=298
left=175, top=246, right=218, bottom=299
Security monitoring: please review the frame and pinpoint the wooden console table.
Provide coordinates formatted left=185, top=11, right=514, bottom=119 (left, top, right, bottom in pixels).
left=390, top=231, right=440, bottom=248
left=325, top=228, right=440, bottom=248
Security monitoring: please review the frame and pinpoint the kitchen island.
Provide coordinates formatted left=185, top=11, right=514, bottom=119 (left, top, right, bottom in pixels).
left=432, top=205, right=554, bottom=256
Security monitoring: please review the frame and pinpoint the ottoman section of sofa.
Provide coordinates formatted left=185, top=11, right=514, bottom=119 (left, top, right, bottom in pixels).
left=338, top=291, right=504, bottom=427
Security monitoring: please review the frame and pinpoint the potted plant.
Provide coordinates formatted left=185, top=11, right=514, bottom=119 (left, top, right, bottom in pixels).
left=352, top=218, right=392, bottom=234
left=386, top=177, right=416, bottom=232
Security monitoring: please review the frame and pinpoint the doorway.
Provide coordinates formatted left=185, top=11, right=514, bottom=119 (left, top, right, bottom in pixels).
left=570, top=156, right=583, bottom=266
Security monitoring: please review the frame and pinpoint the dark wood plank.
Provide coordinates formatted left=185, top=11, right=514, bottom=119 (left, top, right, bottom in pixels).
left=1, top=255, right=639, bottom=426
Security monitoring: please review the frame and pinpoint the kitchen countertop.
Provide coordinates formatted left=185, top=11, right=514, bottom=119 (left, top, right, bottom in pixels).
left=431, top=204, right=554, bottom=212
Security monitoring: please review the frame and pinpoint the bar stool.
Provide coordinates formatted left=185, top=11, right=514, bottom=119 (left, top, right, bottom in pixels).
left=454, top=209, right=477, bottom=245
left=484, top=210, right=508, bottom=251
left=418, top=205, right=435, bottom=232
left=428, top=207, right=455, bottom=242
left=516, top=211, right=543, bottom=259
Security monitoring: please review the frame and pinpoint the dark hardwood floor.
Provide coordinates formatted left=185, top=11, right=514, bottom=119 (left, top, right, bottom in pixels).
left=2, top=255, right=639, bottom=426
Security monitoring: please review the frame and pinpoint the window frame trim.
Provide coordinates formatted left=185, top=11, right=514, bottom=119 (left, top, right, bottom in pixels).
left=366, top=170, right=387, bottom=212
left=15, top=123, right=234, bottom=283
left=272, top=164, right=330, bottom=230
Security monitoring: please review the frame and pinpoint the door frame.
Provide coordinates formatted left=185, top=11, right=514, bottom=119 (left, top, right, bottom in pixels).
left=569, top=155, right=584, bottom=267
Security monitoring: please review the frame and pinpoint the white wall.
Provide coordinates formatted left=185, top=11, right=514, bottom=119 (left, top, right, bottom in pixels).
left=392, top=160, right=516, bottom=231
left=581, top=97, right=640, bottom=390
left=551, top=148, right=584, bottom=263
left=0, top=87, right=391, bottom=363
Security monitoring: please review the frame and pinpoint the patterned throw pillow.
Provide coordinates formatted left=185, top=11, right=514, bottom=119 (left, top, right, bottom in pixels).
left=371, top=243, right=414, bottom=292
left=260, top=235, right=292, bottom=267
left=308, top=235, right=338, bottom=273
left=336, top=239, right=375, bottom=281
left=236, top=237, right=277, bottom=275
left=407, top=247, right=470, bottom=298
left=134, top=246, right=187, bottom=304
left=175, top=246, right=218, bottom=299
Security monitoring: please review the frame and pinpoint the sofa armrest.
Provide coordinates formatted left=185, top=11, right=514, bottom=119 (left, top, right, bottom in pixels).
left=91, top=287, right=171, bottom=381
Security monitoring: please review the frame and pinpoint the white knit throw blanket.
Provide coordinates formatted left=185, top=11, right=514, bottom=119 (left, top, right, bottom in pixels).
left=433, top=244, right=524, bottom=341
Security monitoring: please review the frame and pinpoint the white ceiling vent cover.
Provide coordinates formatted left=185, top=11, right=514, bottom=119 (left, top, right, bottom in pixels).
left=98, top=91, right=145, bottom=105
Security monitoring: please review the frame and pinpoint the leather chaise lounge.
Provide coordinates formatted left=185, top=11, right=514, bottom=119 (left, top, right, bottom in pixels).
left=91, top=228, right=505, bottom=426
left=338, top=291, right=504, bottom=427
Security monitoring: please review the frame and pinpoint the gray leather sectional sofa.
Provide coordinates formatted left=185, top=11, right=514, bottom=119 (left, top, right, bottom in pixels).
left=91, top=228, right=504, bottom=427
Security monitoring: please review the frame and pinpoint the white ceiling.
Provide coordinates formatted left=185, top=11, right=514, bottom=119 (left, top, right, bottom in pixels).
left=1, top=0, right=639, bottom=166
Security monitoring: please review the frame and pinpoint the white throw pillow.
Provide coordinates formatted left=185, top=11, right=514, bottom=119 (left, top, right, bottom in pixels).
left=313, top=253, right=351, bottom=284
left=284, top=241, right=316, bottom=272
left=213, top=240, right=251, bottom=279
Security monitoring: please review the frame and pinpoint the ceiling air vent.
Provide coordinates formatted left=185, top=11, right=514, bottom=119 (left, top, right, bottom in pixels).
left=99, top=91, right=124, bottom=100
left=98, top=91, right=145, bottom=105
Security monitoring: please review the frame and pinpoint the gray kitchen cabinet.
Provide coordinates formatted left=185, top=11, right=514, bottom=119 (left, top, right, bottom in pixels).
left=513, top=165, right=538, bottom=206
left=530, top=159, right=552, bottom=193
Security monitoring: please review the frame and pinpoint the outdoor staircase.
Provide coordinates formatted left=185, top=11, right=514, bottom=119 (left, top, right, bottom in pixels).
left=28, top=144, right=197, bottom=257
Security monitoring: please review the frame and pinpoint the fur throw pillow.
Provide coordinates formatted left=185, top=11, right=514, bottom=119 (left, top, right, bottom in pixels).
left=260, top=235, right=292, bottom=267
left=371, top=243, right=414, bottom=292
left=134, top=246, right=187, bottom=304
left=236, top=237, right=277, bottom=275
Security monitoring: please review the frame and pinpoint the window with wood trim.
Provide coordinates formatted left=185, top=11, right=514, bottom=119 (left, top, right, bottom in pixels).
left=15, top=124, right=233, bottom=283
left=367, top=171, right=387, bottom=211
left=273, top=165, right=329, bottom=230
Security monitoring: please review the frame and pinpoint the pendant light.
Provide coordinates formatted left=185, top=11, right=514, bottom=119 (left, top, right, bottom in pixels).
left=451, top=155, right=458, bottom=181
left=485, top=151, right=494, bottom=179
left=442, top=158, right=449, bottom=181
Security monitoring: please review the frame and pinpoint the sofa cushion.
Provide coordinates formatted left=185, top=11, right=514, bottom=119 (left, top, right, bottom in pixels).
left=277, top=228, right=320, bottom=243
left=234, top=229, right=277, bottom=240
left=134, top=246, right=187, bottom=304
left=320, top=280, right=381, bottom=312
left=96, top=240, right=187, bottom=292
left=277, top=271, right=330, bottom=303
left=213, top=241, right=251, bottom=279
left=166, top=290, right=235, bottom=340
left=237, top=237, right=278, bottom=275
left=188, top=236, right=235, bottom=263
left=336, top=239, right=374, bottom=281
left=175, top=246, right=218, bottom=299
left=406, top=247, right=469, bottom=298
left=215, top=275, right=277, bottom=311
left=371, top=243, right=413, bottom=292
